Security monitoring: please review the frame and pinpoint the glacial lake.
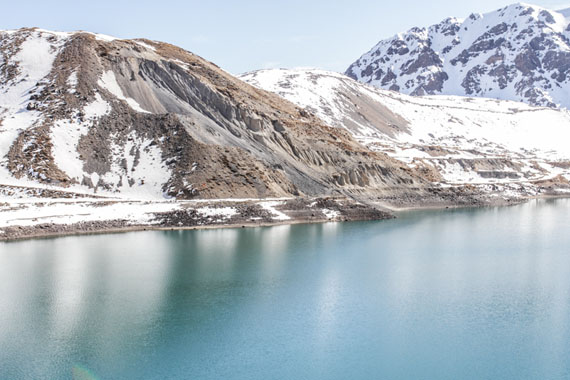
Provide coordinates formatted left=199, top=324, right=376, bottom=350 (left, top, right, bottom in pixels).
left=1, top=199, right=570, bottom=380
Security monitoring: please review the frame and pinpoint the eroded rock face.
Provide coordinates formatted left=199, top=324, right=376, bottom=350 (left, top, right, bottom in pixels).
left=346, top=4, right=570, bottom=109
left=0, top=28, right=424, bottom=200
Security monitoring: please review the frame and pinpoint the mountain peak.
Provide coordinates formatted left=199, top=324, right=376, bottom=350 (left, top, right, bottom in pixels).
left=345, top=3, right=570, bottom=108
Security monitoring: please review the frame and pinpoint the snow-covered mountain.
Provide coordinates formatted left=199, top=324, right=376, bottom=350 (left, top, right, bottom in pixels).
left=345, top=3, right=570, bottom=108
left=241, top=69, right=570, bottom=190
left=0, top=28, right=425, bottom=201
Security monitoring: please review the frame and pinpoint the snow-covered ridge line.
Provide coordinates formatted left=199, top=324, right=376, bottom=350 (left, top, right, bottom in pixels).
left=242, top=67, right=558, bottom=113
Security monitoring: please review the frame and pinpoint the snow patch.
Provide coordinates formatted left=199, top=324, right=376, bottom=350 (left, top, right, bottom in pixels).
left=67, top=71, right=78, bottom=90
left=259, top=201, right=290, bottom=220
left=134, top=40, right=156, bottom=51
left=322, top=208, right=340, bottom=220
left=0, top=30, right=68, bottom=183
left=101, top=131, right=171, bottom=200
left=89, top=32, right=118, bottom=42
left=0, top=199, right=180, bottom=228
left=50, top=94, right=111, bottom=182
left=83, top=93, right=112, bottom=119
left=197, top=206, right=237, bottom=219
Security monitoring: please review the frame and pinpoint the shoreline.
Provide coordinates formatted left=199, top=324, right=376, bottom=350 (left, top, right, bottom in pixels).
left=2, top=193, right=568, bottom=243
left=0, top=196, right=391, bottom=242
left=376, top=190, right=570, bottom=213
left=0, top=218, right=368, bottom=243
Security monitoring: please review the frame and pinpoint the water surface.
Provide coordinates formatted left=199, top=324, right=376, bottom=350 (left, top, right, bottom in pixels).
left=1, top=199, right=570, bottom=379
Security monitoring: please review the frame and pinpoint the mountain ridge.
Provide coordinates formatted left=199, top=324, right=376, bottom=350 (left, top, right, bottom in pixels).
left=345, top=3, right=570, bottom=108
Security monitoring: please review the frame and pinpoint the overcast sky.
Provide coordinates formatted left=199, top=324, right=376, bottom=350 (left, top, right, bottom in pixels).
left=1, top=1, right=569, bottom=74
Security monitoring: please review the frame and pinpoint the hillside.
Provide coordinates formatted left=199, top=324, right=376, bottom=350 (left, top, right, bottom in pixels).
left=0, top=27, right=423, bottom=202
left=345, top=3, right=570, bottom=108
left=2, top=26, right=567, bottom=240
left=0, top=28, right=433, bottom=239
left=241, top=68, right=570, bottom=193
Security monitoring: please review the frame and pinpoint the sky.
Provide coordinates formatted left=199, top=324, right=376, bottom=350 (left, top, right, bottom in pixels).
left=1, top=0, right=569, bottom=74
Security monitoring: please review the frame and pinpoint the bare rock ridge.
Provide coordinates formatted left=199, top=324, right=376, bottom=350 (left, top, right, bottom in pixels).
left=0, top=28, right=424, bottom=201
left=346, top=3, right=570, bottom=109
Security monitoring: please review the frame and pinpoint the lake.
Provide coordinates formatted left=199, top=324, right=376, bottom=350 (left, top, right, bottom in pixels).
left=1, top=199, right=570, bottom=379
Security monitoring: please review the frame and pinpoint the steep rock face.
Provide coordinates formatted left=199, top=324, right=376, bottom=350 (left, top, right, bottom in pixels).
left=0, top=28, right=423, bottom=200
left=241, top=69, right=570, bottom=188
left=346, top=4, right=570, bottom=108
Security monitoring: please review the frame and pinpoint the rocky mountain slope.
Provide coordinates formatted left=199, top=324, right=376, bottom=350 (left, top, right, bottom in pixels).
left=0, top=27, right=426, bottom=203
left=241, top=69, right=570, bottom=194
left=3, top=26, right=567, bottom=240
left=345, top=3, right=570, bottom=108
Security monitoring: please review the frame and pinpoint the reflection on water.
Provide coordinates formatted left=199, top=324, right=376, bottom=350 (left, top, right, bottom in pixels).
left=1, top=199, right=570, bottom=379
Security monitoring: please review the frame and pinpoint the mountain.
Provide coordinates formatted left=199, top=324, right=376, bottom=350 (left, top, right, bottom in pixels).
left=0, top=27, right=424, bottom=202
left=240, top=69, right=570, bottom=190
left=345, top=3, right=570, bottom=108
left=3, top=27, right=567, bottom=240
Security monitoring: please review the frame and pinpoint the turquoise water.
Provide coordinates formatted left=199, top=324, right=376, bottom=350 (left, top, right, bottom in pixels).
left=1, top=199, right=570, bottom=380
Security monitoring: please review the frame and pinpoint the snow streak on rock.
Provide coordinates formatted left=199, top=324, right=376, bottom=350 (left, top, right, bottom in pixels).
left=0, top=30, right=69, bottom=184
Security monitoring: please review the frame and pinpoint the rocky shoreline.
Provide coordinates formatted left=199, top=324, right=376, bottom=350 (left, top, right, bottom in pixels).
left=4, top=188, right=569, bottom=242
left=2, top=179, right=569, bottom=242
left=0, top=196, right=392, bottom=242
